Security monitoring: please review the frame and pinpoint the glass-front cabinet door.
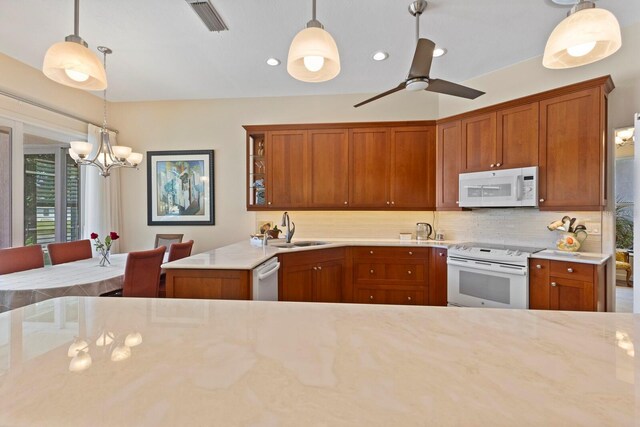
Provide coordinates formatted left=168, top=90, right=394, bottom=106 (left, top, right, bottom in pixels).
left=247, top=132, right=266, bottom=207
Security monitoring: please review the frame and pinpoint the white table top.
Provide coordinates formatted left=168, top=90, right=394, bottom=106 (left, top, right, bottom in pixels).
left=162, top=239, right=456, bottom=270
left=0, top=254, right=127, bottom=312
left=0, top=296, right=635, bottom=426
left=0, top=254, right=127, bottom=291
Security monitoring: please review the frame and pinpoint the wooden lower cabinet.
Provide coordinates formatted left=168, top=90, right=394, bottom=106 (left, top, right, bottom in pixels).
left=166, top=269, right=251, bottom=300
left=529, top=258, right=605, bottom=311
left=429, top=248, right=448, bottom=306
left=354, top=288, right=425, bottom=305
left=279, top=248, right=345, bottom=303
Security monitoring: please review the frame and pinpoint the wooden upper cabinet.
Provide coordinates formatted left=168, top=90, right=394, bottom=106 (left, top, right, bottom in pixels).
left=390, top=126, right=436, bottom=209
left=308, top=129, right=349, bottom=208
left=267, top=130, right=309, bottom=208
left=349, top=128, right=391, bottom=208
left=539, top=87, right=602, bottom=210
left=436, top=120, right=462, bottom=209
left=497, top=102, right=539, bottom=169
left=461, top=112, right=497, bottom=172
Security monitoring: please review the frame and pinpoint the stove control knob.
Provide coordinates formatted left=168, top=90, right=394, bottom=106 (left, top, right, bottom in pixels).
left=506, top=250, right=512, bottom=255
left=515, top=250, right=521, bottom=256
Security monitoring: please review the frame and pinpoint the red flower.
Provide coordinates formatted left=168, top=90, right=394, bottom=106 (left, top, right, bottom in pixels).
left=110, top=232, right=120, bottom=240
left=90, top=232, right=99, bottom=240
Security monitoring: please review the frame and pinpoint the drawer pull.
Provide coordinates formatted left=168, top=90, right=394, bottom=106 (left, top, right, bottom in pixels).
left=439, top=253, right=444, bottom=257
left=386, top=201, right=390, bottom=205
left=407, top=270, right=412, bottom=275
left=536, top=264, right=542, bottom=269
left=313, top=267, right=317, bottom=270
left=370, top=270, right=374, bottom=274
left=551, top=282, right=557, bottom=287
left=567, top=268, right=573, bottom=273
left=407, top=296, right=412, bottom=301
left=317, top=266, right=322, bottom=271
left=369, top=295, right=374, bottom=300
left=344, top=201, right=348, bottom=205
left=408, top=251, right=413, bottom=255
left=370, top=250, right=374, bottom=254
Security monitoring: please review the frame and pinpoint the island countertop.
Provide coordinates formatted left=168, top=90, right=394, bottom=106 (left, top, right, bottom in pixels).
left=161, top=238, right=457, bottom=270
left=0, top=296, right=635, bottom=426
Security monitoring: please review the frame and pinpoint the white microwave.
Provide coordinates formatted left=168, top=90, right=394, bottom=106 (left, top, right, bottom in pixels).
left=458, top=166, right=538, bottom=208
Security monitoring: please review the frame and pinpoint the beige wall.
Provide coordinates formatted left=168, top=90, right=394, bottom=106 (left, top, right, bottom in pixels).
left=109, top=92, right=439, bottom=253
left=0, top=52, right=104, bottom=246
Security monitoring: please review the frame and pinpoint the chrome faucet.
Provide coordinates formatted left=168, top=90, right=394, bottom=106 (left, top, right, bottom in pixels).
left=281, top=212, right=295, bottom=243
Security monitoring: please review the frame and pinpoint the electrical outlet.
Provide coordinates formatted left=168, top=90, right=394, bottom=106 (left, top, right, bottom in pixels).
left=585, top=222, right=601, bottom=235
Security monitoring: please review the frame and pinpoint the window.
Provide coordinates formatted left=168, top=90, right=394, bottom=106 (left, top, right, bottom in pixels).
left=0, top=127, right=10, bottom=249
left=24, top=142, right=81, bottom=246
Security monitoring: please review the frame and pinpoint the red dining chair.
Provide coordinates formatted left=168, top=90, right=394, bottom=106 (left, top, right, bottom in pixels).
left=0, top=245, right=44, bottom=275
left=47, top=239, right=93, bottom=265
left=158, top=240, right=194, bottom=298
left=168, top=240, right=194, bottom=262
left=122, top=246, right=166, bottom=298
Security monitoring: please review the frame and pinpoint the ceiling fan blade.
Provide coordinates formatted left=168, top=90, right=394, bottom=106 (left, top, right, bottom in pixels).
left=426, top=79, right=485, bottom=99
left=408, top=38, right=436, bottom=79
left=354, top=82, right=407, bottom=108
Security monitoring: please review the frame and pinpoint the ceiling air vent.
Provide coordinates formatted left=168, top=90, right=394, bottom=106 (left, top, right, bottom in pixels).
left=185, top=0, right=228, bottom=32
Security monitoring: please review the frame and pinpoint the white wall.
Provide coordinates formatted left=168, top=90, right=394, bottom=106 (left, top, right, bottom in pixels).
left=109, top=92, right=440, bottom=254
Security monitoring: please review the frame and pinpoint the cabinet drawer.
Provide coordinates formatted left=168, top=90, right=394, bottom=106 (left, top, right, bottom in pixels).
left=355, top=288, right=425, bottom=305
left=352, top=246, right=428, bottom=259
left=548, top=260, right=594, bottom=282
left=354, top=262, right=425, bottom=284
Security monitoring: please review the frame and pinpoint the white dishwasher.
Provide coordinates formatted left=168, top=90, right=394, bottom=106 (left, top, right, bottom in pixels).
left=252, top=257, right=280, bottom=301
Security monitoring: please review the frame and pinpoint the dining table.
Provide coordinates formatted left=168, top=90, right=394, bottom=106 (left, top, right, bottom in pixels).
left=0, top=254, right=127, bottom=312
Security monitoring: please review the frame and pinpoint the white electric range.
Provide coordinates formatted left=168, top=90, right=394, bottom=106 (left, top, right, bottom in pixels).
left=447, top=242, right=545, bottom=309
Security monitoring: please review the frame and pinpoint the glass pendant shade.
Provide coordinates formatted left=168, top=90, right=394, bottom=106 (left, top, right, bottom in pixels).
left=126, top=152, right=144, bottom=166
left=43, top=41, right=108, bottom=90
left=70, top=141, right=93, bottom=156
left=287, top=27, right=340, bottom=82
left=112, top=145, right=132, bottom=160
left=543, top=7, right=622, bottom=69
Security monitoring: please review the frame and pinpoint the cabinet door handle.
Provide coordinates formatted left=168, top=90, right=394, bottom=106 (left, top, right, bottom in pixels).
left=536, top=264, right=542, bottom=269
left=496, top=162, right=502, bottom=167
left=408, top=251, right=413, bottom=255
left=386, top=201, right=390, bottom=205
left=455, top=201, right=459, bottom=204
left=567, top=268, right=573, bottom=273
left=369, top=250, right=374, bottom=254
left=317, top=266, right=322, bottom=271
left=439, top=252, right=445, bottom=257
left=313, top=266, right=317, bottom=270
left=407, top=270, right=412, bottom=275
left=268, top=201, right=272, bottom=205
left=369, top=295, right=374, bottom=300
left=550, top=282, right=557, bottom=287
left=370, top=269, right=374, bottom=274
left=539, top=198, right=545, bottom=203
left=490, top=164, right=495, bottom=168
left=391, top=201, right=395, bottom=205
left=344, top=201, right=348, bottom=205
left=407, top=296, right=412, bottom=301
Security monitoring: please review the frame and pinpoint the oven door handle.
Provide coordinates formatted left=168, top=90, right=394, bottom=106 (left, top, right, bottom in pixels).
left=447, top=258, right=527, bottom=276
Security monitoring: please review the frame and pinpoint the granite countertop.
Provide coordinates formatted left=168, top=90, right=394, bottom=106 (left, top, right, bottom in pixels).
left=0, top=296, right=635, bottom=426
left=532, top=249, right=611, bottom=265
left=162, top=238, right=457, bottom=270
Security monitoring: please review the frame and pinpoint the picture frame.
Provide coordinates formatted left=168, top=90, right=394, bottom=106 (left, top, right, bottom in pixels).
left=147, top=150, right=215, bottom=226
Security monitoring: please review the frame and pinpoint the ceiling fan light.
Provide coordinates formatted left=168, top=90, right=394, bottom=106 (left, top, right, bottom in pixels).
left=543, top=7, right=621, bottom=69
left=287, top=27, right=340, bottom=82
left=43, top=41, right=108, bottom=90
left=406, top=79, right=429, bottom=91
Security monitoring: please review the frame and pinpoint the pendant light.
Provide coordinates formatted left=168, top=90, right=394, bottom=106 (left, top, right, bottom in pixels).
left=543, top=0, right=621, bottom=69
left=287, top=0, right=340, bottom=82
left=69, top=47, right=143, bottom=177
left=42, top=0, right=107, bottom=90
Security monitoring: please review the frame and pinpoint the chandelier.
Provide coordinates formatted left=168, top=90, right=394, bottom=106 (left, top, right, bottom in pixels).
left=69, top=46, right=143, bottom=177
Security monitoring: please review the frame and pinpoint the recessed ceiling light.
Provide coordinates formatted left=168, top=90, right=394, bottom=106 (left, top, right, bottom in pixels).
left=433, top=47, right=447, bottom=58
left=372, top=51, right=389, bottom=61
left=266, top=58, right=280, bottom=66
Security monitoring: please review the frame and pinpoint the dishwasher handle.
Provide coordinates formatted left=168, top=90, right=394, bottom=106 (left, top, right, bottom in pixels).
left=257, top=261, right=280, bottom=280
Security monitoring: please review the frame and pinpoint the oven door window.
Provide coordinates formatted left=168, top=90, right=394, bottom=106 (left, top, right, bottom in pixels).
left=459, top=270, right=510, bottom=305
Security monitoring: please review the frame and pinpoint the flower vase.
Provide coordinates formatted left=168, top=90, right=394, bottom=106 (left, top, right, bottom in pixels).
left=99, top=249, right=111, bottom=267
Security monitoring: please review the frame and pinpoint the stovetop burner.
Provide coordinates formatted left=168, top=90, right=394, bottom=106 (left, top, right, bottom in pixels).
left=456, top=242, right=545, bottom=255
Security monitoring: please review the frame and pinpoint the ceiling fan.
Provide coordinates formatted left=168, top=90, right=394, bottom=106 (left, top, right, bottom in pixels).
left=354, top=0, right=485, bottom=108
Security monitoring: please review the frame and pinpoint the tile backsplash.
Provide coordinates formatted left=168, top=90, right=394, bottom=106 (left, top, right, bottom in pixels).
left=256, top=209, right=603, bottom=253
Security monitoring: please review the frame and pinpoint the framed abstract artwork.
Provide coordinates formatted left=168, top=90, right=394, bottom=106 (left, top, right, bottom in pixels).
left=147, top=150, right=214, bottom=226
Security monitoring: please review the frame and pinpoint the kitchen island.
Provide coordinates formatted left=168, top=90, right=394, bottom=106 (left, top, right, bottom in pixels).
left=0, top=296, right=634, bottom=425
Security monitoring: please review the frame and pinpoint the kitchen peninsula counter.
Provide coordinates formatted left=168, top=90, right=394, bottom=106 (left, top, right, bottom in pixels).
left=161, top=238, right=456, bottom=270
left=0, top=296, right=634, bottom=426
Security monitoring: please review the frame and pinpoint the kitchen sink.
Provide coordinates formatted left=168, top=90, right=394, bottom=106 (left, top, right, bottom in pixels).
left=271, top=241, right=330, bottom=248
